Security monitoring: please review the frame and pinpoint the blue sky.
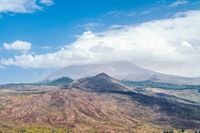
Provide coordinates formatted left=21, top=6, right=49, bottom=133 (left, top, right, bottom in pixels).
left=0, top=0, right=200, bottom=83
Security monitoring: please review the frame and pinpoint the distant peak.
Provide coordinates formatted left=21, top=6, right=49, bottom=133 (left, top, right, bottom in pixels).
left=94, top=73, right=111, bottom=78
left=73, top=72, right=129, bottom=92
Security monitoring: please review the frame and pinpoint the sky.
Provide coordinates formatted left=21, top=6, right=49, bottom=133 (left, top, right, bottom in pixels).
left=0, top=0, right=200, bottom=83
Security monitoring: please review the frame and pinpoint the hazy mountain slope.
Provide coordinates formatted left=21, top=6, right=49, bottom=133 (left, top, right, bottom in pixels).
left=47, top=61, right=200, bottom=85
left=47, top=61, right=155, bottom=80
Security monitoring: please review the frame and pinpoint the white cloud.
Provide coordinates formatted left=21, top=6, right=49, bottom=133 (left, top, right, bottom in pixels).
left=0, top=0, right=54, bottom=13
left=1, top=10, right=200, bottom=77
left=39, top=0, right=54, bottom=6
left=107, top=25, right=127, bottom=30
left=170, top=0, right=188, bottom=7
left=83, top=22, right=102, bottom=31
left=3, top=40, right=32, bottom=52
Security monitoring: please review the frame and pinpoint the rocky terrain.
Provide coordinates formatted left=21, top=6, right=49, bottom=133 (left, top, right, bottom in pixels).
left=0, top=73, right=200, bottom=133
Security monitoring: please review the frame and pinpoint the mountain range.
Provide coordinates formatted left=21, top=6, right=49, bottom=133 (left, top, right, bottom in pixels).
left=47, top=61, right=200, bottom=85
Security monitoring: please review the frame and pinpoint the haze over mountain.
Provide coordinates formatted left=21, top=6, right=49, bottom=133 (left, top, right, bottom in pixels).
left=47, top=61, right=200, bottom=85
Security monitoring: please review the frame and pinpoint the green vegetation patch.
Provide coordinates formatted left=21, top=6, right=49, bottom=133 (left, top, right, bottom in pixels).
left=122, top=80, right=200, bottom=90
left=37, top=77, right=74, bottom=86
left=0, top=125, right=71, bottom=133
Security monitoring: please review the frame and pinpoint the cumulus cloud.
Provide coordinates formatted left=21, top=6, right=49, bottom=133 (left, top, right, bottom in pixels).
left=1, top=10, right=200, bottom=77
left=3, top=40, right=32, bottom=52
left=0, top=0, right=54, bottom=13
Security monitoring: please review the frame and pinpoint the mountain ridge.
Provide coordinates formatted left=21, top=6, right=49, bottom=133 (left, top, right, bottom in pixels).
left=47, top=61, right=200, bottom=85
left=69, top=73, right=131, bottom=92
